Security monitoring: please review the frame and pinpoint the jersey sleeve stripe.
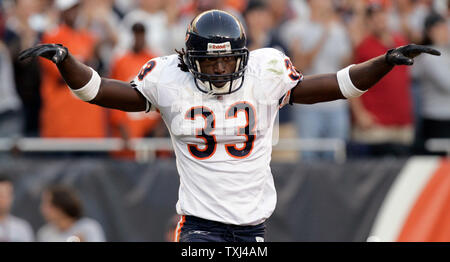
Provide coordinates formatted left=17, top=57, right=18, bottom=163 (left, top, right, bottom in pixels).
left=130, top=80, right=152, bottom=113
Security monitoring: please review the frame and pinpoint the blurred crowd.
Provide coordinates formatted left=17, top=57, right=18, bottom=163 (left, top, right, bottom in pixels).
left=0, top=174, right=105, bottom=242
left=0, top=0, right=449, bottom=160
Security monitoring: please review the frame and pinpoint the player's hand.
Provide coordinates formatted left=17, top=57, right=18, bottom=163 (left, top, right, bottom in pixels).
left=385, top=44, right=441, bottom=66
left=18, top=43, right=68, bottom=64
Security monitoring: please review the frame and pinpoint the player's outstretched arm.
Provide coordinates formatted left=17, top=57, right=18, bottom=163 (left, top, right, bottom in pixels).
left=290, top=44, right=441, bottom=104
left=19, top=44, right=147, bottom=112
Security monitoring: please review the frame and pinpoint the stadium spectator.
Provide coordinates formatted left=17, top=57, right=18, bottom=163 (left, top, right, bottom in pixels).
left=37, top=185, right=105, bottom=242
left=350, top=3, right=414, bottom=156
left=413, top=12, right=450, bottom=154
left=166, top=0, right=195, bottom=53
left=109, top=22, right=162, bottom=159
left=0, top=39, right=23, bottom=138
left=39, top=0, right=107, bottom=138
left=338, top=0, right=369, bottom=48
left=388, top=0, right=430, bottom=44
left=2, top=0, right=43, bottom=137
left=244, top=0, right=281, bottom=51
left=268, top=0, right=296, bottom=27
left=117, top=0, right=171, bottom=56
left=0, top=175, right=34, bottom=242
left=162, top=0, right=248, bottom=55
left=267, top=0, right=298, bottom=55
left=282, top=0, right=352, bottom=160
left=80, top=0, right=120, bottom=76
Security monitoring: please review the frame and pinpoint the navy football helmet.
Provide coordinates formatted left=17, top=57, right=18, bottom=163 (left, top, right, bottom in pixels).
left=184, top=10, right=249, bottom=95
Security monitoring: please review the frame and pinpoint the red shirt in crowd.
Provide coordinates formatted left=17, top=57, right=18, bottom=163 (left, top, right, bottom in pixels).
left=109, top=49, right=161, bottom=158
left=354, top=34, right=413, bottom=126
left=40, top=24, right=107, bottom=137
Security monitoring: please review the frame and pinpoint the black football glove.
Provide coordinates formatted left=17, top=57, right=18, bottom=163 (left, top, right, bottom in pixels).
left=385, top=44, right=441, bottom=66
left=18, top=44, right=68, bottom=64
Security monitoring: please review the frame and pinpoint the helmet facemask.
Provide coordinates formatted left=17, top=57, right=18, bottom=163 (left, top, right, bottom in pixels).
left=185, top=49, right=249, bottom=95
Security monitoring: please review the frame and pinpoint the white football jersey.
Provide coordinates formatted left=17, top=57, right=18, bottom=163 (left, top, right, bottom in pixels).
left=132, top=48, right=302, bottom=225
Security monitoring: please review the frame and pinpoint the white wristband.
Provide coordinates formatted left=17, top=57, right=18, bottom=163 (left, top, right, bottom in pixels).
left=70, top=67, right=101, bottom=102
left=337, top=64, right=366, bottom=99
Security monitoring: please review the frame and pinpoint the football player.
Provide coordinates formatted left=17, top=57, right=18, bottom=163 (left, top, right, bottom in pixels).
left=19, top=10, right=440, bottom=242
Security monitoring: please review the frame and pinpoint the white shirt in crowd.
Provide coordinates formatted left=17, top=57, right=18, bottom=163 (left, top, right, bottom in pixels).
left=37, top=217, right=106, bottom=242
left=413, top=45, right=450, bottom=120
left=0, top=43, right=22, bottom=114
left=0, top=215, right=34, bottom=242
left=117, top=9, right=172, bottom=56
left=281, top=19, right=351, bottom=110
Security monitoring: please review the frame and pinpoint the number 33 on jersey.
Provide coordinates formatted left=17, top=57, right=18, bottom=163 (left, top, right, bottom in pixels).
left=184, top=101, right=256, bottom=160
